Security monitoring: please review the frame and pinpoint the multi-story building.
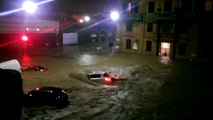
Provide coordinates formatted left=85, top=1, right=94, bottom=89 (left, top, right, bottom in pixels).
left=117, top=0, right=213, bottom=60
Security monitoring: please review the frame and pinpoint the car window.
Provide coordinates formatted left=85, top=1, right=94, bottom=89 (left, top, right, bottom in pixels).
left=90, top=74, right=102, bottom=78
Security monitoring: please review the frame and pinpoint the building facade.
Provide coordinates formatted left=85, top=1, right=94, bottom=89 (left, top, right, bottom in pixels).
left=117, top=0, right=213, bottom=60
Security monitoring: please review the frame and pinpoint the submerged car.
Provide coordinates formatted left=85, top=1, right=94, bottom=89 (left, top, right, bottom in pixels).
left=87, top=71, right=119, bottom=84
left=24, top=65, right=48, bottom=72
left=23, top=86, right=69, bottom=108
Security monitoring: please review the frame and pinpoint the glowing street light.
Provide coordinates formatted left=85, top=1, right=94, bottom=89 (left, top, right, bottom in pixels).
left=21, top=35, right=28, bottom=41
left=22, top=1, right=37, bottom=13
left=110, top=11, right=119, bottom=21
left=79, top=19, right=84, bottom=23
left=84, top=16, right=90, bottom=22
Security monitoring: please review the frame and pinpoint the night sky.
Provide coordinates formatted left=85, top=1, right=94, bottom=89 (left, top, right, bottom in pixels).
left=0, top=0, right=120, bottom=13
left=56, top=0, right=120, bottom=13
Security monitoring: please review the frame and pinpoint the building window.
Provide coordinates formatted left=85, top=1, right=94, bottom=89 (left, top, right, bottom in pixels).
left=162, top=23, right=171, bottom=32
left=146, top=41, right=152, bottom=51
left=178, top=43, right=187, bottom=55
left=147, top=23, right=153, bottom=32
left=164, top=0, right=172, bottom=12
left=128, top=3, right=132, bottom=12
left=127, top=21, right=133, bottom=31
left=126, top=39, right=132, bottom=49
left=181, top=0, right=192, bottom=12
left=133, top=2, right=139, bottom=13
left=122, top=3, right=128, bottom=13
left=122, top=2, right=139, bottom=13
left=194, top=0, right=203, bottom=12
left=205, top=1, right=213, bottom=11
left=148, top=1, right=155, bottom=13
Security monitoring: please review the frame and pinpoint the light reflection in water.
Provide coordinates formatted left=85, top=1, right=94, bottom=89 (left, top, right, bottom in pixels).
left=78, top=54, right=95, bottom=65
left=103, top=84, right=118, bottom=89
left=159, top=56, right=170, bottom=64
left=21, top=54, right=33, bottom=67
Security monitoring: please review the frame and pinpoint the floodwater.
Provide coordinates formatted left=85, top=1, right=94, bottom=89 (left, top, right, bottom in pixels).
left=1, top=45, right=212, bottom=120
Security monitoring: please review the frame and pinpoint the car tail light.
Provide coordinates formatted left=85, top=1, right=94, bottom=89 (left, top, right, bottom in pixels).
left=35, top=87, right=40, bottom=91
left=104, top=77, right=112, bottom=83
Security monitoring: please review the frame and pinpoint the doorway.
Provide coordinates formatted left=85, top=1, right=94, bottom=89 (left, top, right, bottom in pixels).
left=160, top=42, right=170, bottom=56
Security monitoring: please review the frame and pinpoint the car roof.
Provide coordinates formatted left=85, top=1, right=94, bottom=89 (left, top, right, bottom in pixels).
left=88, top=71, right=106, bottom=75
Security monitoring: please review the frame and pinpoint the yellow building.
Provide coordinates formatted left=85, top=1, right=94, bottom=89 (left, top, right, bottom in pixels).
left=117, top=0, right=213, bottom=60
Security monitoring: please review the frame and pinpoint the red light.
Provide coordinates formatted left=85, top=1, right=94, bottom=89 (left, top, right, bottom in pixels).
left=35, top=87, right=40, bottom=91
left=21, top=35, right=28, bottom=41
left=104, top=77, right=112, bottom=83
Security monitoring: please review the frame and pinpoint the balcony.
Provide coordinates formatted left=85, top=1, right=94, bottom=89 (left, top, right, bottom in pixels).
left=155, top=12, right=176, bottom=20
left=121, top=13, right=143, bottom=22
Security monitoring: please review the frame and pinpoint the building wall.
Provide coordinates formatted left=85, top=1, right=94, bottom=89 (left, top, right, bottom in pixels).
left=117, top=0, right=213, bottom=60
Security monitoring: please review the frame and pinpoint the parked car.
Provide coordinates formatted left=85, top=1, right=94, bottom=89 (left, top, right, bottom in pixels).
left=87, top=71, right=119, bottom=84
left=23, top=86, right=69, bottom=108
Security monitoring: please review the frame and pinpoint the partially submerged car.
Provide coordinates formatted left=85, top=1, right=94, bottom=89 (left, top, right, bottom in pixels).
left=23, top=86, right=69, bottom=109
left=23, top=65, right=48, bottom=72
left=87, top=71, right=120, bottom=84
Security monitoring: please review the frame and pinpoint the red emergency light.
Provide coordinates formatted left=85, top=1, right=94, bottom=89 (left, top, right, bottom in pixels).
left=21, top=35, right=28, bottom=41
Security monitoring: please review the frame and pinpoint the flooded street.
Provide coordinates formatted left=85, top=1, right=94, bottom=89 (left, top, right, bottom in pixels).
left=1, top=45, right=212, bottom=120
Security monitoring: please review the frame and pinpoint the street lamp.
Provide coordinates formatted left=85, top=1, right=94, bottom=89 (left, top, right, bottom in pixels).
left=79, top=16, right=90, bottom=23
left=84, top=16, right=90, bottom=22
left=110, top=11, right=119, bottom=21
left=22, top=1, right=37, bottom=13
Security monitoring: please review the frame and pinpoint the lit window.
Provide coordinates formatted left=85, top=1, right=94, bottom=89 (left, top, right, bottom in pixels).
left=126, top=2, right=139, bottom=13
left=128, top=3, right=132, bottom=12
left=162, top=42, right=170, bottom=49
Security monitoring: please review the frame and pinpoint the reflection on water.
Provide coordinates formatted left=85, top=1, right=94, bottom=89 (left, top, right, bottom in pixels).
left=159, top=56, right=170, bottom=64
left=21, top=54, right=33, bottom=67
left=103, top=84, right=119, bottom=89
left=78, top=54, right=96, bottom=65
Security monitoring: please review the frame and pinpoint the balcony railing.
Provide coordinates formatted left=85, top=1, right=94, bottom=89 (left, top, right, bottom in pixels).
left=121, top=13, right=143, bottom=21
left=155, top=12, right=176, bottom=20
left=121, top=12, right=191, bottom=22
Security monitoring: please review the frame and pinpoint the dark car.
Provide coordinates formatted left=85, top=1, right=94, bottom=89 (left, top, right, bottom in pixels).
left=23, top=86, right=69, bottom=108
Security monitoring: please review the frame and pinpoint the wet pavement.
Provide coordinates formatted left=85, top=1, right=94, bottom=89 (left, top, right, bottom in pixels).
left=0, top=45, right=212, bottom=120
